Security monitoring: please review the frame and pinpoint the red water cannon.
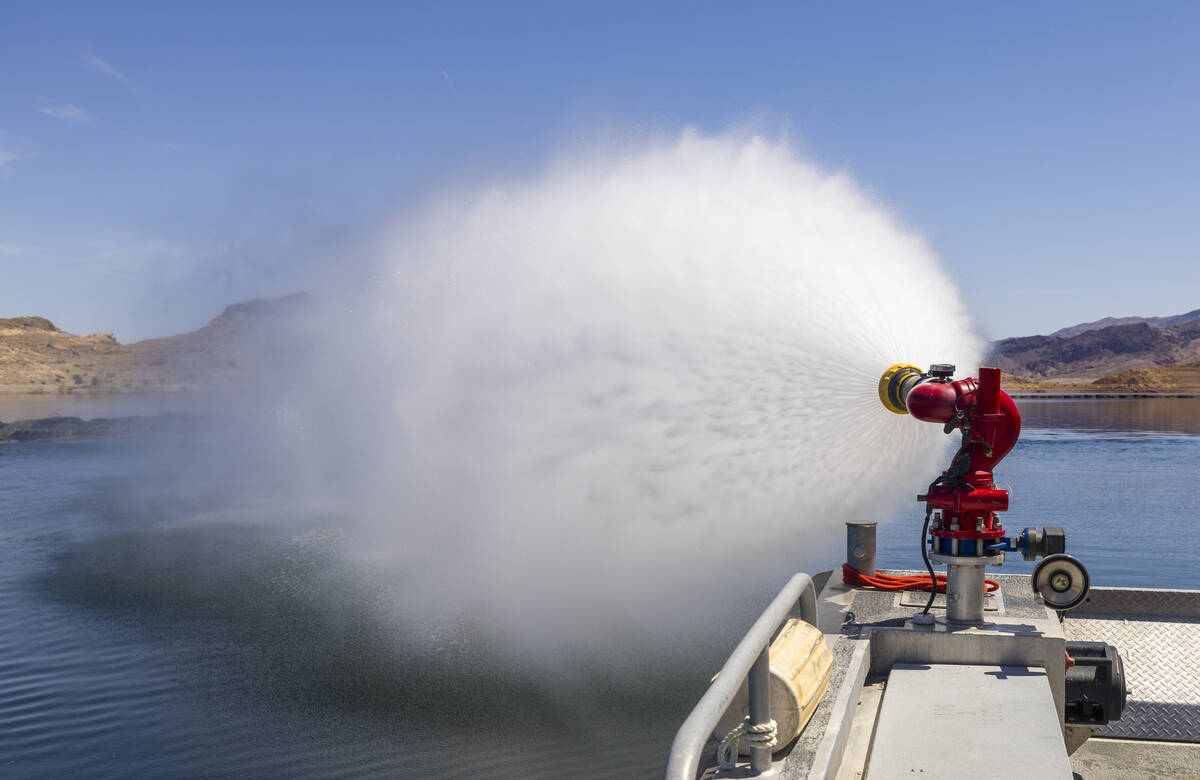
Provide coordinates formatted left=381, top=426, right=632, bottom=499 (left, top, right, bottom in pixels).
left=876, top=363, right=1092, bottom=624
left=878, top=364, right=1020, bottom=556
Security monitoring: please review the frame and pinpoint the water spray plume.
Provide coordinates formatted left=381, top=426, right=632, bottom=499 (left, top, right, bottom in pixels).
left=276, top=130, right=983, bottom=669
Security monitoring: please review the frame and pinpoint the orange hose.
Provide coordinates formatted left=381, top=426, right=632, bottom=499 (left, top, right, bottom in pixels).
left=841, top=563, right=999, bottom=593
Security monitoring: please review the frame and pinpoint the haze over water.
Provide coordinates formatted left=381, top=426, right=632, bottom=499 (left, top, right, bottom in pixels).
left=220, top=131, right=983, bottom=669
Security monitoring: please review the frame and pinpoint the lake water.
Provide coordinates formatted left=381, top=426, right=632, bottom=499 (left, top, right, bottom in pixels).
left=2, top=397, right=1198, bottom=778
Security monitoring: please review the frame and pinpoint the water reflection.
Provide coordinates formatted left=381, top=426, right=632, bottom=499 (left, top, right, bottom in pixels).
left=1015, top=397, right=1200, bottom=435
left=0, top=393, right=198, bottom=422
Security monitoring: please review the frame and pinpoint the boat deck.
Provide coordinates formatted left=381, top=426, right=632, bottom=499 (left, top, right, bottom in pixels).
left=688, top=571, right=1200, bottom=779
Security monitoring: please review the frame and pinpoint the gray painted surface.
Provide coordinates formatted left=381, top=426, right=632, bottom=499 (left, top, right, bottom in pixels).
left=868, top=617, right=1067, bottom=720
left=1070, top=737, right=1200, bottom=779
left=866, top=664, right=1072, bottom=780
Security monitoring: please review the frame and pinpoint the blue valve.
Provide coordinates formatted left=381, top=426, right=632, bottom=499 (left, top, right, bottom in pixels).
left=988, top=527, right=1061, bottom=561
left=987, top=527, right=1039, bottom=558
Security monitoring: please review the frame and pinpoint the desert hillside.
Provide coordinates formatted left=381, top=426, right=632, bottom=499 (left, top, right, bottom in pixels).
left=1048, top=308, right=1200, bottom=339
left=990, top=307, right=1200, bottom=391
left=0, top=294, right=313, bottom=394
left=1001, top=363, right=1200, bottom=394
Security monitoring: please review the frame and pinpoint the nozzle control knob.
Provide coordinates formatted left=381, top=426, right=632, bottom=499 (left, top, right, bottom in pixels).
left=928, top=364, right=956, bottom=379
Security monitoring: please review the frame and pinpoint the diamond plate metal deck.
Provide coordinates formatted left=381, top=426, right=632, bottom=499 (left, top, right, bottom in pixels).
left=1080, top=587, right=1200, bottom=619
left=1066, top=592, right=1200, bottom=743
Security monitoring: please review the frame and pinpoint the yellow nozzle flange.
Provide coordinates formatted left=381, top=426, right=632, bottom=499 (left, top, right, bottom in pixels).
left=879, top=363, right=923, bottom=415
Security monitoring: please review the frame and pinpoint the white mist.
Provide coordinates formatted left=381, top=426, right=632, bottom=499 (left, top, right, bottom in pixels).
left=282, top=130, right=983, bottom=672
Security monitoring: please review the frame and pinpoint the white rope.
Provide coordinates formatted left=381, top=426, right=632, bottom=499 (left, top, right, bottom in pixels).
left=716, top=717, right=778, bottom=769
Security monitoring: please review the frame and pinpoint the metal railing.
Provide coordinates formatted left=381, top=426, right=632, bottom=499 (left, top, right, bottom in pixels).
left=664, top=572, right=819, bottom=779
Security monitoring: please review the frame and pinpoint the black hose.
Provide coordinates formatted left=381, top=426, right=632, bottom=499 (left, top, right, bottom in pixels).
left=919, top=503, right=936, bottom=615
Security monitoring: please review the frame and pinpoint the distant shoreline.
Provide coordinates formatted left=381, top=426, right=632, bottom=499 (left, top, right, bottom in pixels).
left=1010, top=392, right=1200, bottom=399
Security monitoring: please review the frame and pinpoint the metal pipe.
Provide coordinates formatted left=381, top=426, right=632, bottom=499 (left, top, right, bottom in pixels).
left=748, top=647, right=772, bottom=773
left=846, top=521, right=877, bottom=577
left=664, top=572, right=817, bottom=780
left=945, top=560, right=987, bottom=623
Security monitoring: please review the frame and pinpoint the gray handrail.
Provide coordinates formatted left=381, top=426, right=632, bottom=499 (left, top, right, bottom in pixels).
left=664, top=572, right=819, bottom=780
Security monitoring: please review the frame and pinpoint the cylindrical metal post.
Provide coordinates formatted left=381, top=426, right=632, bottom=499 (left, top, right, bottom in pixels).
left=945, top=560, right=987, bottom=623
left=747, top=647, right=772, bottom=774
left=846, top=521, right=877, bottom=577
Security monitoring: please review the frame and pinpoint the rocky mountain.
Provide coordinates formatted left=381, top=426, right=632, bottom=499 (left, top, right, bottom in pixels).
left=991, top=310, right=1200, bottom=380
left=0, top=293, right=313, bottom=394
left=1049, top=308, right=1200, bottom=338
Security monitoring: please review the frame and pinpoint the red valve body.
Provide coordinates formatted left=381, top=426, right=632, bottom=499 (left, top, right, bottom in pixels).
left=907, top=367, right=1021, bottom=544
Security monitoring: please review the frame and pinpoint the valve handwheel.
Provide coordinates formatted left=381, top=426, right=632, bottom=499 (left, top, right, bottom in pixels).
left=1032, top=554, right=1090, bottom=611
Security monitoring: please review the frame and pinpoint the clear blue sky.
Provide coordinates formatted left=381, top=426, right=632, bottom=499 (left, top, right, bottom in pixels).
left=3, top=2, right=1199, bottom=341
